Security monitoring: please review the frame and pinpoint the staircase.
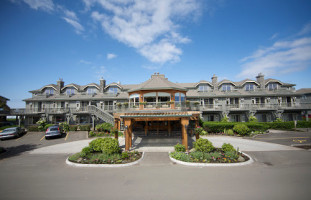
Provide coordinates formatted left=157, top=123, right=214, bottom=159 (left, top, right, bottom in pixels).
left=87, top=105, right=114, bottom=125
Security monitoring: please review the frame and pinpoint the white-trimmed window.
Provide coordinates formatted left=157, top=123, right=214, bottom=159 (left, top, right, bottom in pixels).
left=108, top=87, right=118, bottom=94
left=45, top=88, right=54, bottom=95
left=268, top=83, right=278, bottom=91
left=199, top=85, right=209, bottom=92
left=87, top=87, right=98, bottom=95
left=245, top=83, right=255, bottom=91
left=66, top=87, right=75, bottom=95
left=221, top=84, right=232, bottom=91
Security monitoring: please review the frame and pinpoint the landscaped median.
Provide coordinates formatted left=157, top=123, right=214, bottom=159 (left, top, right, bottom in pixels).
left=169, top=138, right=253, bottom=167
left=66, top=137, right=143, bottom=167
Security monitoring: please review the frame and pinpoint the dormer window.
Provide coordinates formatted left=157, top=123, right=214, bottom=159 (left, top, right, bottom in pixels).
left=108, top=87, right=118, bottom=94
left=45, top=88, right=54, bottom=95
left=221, top=84, right=231, bottom=91
left=245, top=83, right=255, bottom=91
left=268, top=83, right=278, bottom=91
left=87, top=87, right=98, bottom=95
left=199, top=85, right=209, bottom=92
left=66, top=87, right=75, bottom=95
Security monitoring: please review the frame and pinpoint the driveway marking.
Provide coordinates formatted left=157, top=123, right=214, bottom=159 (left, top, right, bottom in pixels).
left=255, top=137, right=309, bottom=140
left=293, top=139, right=307, bottom=143
left=65, top=132, right=69, bottom=141
left=40, top=135, right=45, bottom=141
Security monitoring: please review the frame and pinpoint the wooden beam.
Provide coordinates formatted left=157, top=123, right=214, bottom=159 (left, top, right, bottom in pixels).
left=124, top=119, right=132, bottom=151
left=145, top=121, right=148, bottom=136
left=181, top=118, right=189, bottom=151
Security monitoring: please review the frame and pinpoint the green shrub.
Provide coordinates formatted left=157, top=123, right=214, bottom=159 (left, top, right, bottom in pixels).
left=274, top=118, right=283, bottom=122
left=224, top=151, right=239, bottom=161
left=174, top=143, right=186, bottom=152
left=170, top=152, right=190, bottom=162
left=79, top=125, right=91, bottom=131
left=221, top=115, right=229, bottom=122
left=121, top=151, right=129, bottom=159
left=227, top=129, right=234, bottom=136
left=193, top=138, right=215, bottom=153
left=80, top=146, right=92, bottom=157
left=222, top=143, right=236, bottom=152
left=68, top=153, right=81, bottom=162
left=118, top=131, right=124, bottom=137
left=95, top=123, right=113, bottom=132
left=27, top=125, right=39, bottom=132
left=36, top=118, right=47, bottom=131
left=267, top=122, right=294, bottom=130
left=89, top=131, right=96, bottom=137
left=233, top=124, right=250, bottom=136
left=101, top=138, right=120, bottom=155
left=89, top=138, right=106, bottom=152
left=69, top=125, right=78, bottom=131
left=0, top=125, right=18, bottom=131
left=248, top=115, right=258, bottom=122
left=59, top=122, right=70, bottom=132
left=297, top=121, right=311, bottom=128
left=190, top=151, right=204, bottom=160
left=203, top=122, right=237, bottom=133
left=210, top=152, right=222, bottom=160
left=245, top=123, right=269, bottom=132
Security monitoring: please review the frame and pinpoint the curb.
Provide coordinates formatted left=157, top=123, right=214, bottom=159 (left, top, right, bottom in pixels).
left=169, top=152, right=254, bottom=167
left=66, top=152, right=144, bottom=168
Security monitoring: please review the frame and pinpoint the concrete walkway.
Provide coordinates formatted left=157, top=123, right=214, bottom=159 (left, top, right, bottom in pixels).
left=29, top=135, right=300, bottom=154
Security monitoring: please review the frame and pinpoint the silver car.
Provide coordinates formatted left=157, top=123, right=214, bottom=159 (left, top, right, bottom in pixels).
left=45, top=125, right=63, bottom=139
left=0, top=127, right=23, bottom=140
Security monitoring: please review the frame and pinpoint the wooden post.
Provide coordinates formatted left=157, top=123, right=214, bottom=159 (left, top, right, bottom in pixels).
left=129, top=124, right=132, bottom=148
left=171, top=92, right=175, bottom=109
left=195, top=117, right=200, bottom=140
left=124, top=119, right=132, bottom=151
left=145, top=121, right=148, bottom=136
left=139, top=92, right=144, bottom=110
left=181, top=118, right=189, bottom=151
left=168, top=121, right=171, bottom=136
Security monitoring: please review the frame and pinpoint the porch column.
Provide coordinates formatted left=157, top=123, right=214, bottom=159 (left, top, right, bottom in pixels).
left=171, top=92, right=175, bottom=109
left=195, top=118, right=200, bottom=140
left=91, top=115, right=95, bottom=131
left=145, top=121, right=148, bottom=136
left=181, top=118, right=189, bottom=151
left=114, top=119, right=119, bottom=140
left=168, top=121, right=171, bottom=136
left=124, top=119, right=132, bottom=151
left=139, top=92, right=144, bottom=110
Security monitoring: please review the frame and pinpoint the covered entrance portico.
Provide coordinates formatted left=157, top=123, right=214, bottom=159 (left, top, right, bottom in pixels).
left=114, top=111, right=200, bottom=151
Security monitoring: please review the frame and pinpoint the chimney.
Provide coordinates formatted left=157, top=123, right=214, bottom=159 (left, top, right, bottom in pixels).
left=212, top=74, right=218, bottom=91
left=57, top=78, right=64, bottom=94
left=100, top=77, right=106, bottom=93
left=256, top=73, right=265, bottom=89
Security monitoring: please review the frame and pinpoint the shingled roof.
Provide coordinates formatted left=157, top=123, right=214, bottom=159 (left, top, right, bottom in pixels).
left=128, top=73, right=187, bottom=92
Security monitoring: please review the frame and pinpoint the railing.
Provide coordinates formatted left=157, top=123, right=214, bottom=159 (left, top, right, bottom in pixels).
left=7, top=102, right=311, bottom=116
left=87, top=105, right=114, bottom=124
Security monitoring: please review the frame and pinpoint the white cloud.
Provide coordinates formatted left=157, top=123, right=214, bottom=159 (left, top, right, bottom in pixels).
left=63, top=17, right=84, bottom=34
left=107, top=53, right=117, bottom=60
left=14, top=0, right=55, bottom=12
left=238, top=37, right=311, bottom=78
left=87, top=0, right=200, bottom=64
left=298, top=22, right=311, bottom=36
left=79, top=59, right=92, bottom=65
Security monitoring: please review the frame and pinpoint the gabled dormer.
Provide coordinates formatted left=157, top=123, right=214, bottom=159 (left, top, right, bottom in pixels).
left=105, top=83, right=123, bottom=94
left=219, top=80, right=236, bottom=92
left=195, top=81, right=213, bottom=92
left=62, top=84, right=79, bottom=96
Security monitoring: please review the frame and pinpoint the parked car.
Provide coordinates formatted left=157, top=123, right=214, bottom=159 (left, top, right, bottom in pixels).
left=45, top=125, right=63, bottom=139
left=0, top=127, right=24, bottom=140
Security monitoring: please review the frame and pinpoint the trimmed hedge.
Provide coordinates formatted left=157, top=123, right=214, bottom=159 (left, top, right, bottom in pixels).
left=27, top=125, right=40, bottom=132
left=266, top=122, right=294, bottom=130
left=203, top=122, right=236, bottom=133
left=297, top=121, right=311, bottom=128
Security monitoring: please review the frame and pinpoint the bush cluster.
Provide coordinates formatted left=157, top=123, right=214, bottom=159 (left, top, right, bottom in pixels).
left=193, top=138, right=215, bottom=153
left=233, top=124, right=250, bottom=136
left=222, top=143, right=236, bottom=152
left=95, top=123, right=113, bottom=132
left=89, top=138, right=120, bottom=154
left=174, top=143, right=186, bottom=152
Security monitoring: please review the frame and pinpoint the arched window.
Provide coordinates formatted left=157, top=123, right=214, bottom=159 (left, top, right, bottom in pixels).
left=108, top=86, right=118, bottom=94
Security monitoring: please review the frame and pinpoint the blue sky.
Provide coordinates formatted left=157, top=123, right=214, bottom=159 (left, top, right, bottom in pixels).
left=1, top=0, right=311, bottom=108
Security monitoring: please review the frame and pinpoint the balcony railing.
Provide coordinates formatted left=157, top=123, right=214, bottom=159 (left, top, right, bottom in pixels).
left=7, top=102, right=311, bottom=115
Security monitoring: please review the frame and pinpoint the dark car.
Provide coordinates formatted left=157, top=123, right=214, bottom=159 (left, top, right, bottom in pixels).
left=0, top=127, right=24, bottom=140
left=45, top=125, right=63, bottom=139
